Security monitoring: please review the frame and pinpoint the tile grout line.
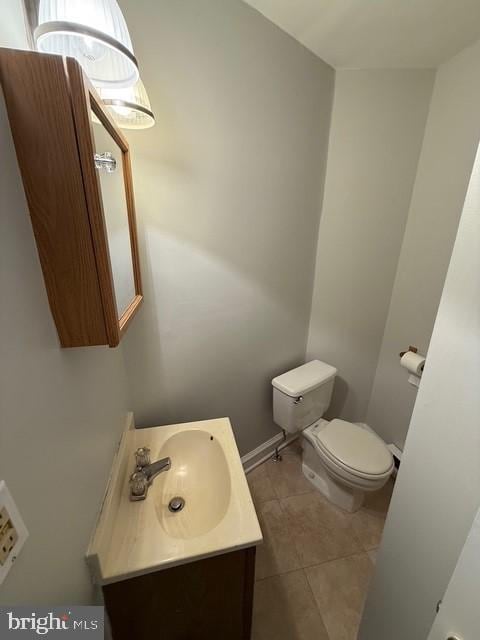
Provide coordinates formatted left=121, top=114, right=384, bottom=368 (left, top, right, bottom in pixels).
left=255, top=547, right=377, bottom=584
left=253, top=488, right=317, bottom=506
left=302, top=566, right=332, bottom=640
left=302, top=548, right=375, bottom=572
left=254, top=566, right=304, bottom=583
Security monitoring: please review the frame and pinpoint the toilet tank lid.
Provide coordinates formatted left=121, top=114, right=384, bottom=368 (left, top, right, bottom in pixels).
left=272, top=360, right=337, bottom=397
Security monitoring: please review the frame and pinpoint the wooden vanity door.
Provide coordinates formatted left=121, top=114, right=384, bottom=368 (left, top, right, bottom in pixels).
left=103, top=547, right=256, bottom=640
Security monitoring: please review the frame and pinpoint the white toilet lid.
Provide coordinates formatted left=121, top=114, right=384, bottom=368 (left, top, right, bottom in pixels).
left=314, top=419, right=393, bottom=476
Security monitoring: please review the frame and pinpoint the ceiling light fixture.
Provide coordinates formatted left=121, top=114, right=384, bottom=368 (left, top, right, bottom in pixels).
left=98, top=79, right=155, bottom=129
left=35, top=0, right=139, bottom=88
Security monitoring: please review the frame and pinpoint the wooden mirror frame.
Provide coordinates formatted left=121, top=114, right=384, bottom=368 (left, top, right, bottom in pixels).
left=66, top=58, right=143, bottom=346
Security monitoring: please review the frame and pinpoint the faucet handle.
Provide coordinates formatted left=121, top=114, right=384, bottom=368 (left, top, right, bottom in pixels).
left=135, top=447, right=151, bottom=468
left=130, top=471, right=148, bottom=500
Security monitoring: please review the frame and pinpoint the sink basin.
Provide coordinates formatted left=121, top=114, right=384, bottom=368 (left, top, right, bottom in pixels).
left=86, top=416, right=262, bottom=585
left=154, top=429, right=231, bottom=539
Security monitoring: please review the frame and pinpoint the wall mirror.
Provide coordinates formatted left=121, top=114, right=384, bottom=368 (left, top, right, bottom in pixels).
left=89, top=92, right=142, bottom=329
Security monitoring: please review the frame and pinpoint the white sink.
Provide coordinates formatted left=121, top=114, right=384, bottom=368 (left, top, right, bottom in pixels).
left=86, top=415, right=262, bottom=585
left=154, top=429, right=231, bottom=539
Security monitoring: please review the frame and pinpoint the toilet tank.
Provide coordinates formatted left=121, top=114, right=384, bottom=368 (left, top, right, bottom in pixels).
left=272, top=360, right=337, bottom=433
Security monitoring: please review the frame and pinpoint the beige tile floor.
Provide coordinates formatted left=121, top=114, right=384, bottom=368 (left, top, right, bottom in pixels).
left=248, top=441, right=394, bottom=640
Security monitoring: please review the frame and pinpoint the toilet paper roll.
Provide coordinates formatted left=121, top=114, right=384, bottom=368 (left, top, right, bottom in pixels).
left=400, top=351, right=426, bottom=376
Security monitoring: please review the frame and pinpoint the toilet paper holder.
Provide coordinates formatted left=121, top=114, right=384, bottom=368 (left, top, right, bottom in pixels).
left=399, top=345, right=418, bottom=358
left=399, top=346, right=426, bottom=389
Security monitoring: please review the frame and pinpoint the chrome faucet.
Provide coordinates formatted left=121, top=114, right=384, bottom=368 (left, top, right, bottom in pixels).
left=130, top=447, right=171, bottom=501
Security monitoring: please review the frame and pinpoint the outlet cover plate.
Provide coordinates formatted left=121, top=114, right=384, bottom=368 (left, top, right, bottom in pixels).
left=0, top=481, right=28, bottom=585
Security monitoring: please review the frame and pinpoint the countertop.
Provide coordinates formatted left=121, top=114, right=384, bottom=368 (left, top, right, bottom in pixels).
left=86, top=415, right=262, bottom=585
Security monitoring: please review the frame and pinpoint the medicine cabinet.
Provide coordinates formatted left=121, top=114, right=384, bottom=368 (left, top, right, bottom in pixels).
left=0, top=48, right=143, bottom=347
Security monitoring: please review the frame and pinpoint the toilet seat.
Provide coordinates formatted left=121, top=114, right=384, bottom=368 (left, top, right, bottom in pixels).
left=314, top=419, right=393, bottom=478
left=303, top=419, right=393, bottom=491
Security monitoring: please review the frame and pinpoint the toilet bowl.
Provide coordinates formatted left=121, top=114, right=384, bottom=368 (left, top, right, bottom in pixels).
left=272, top=360, right=393, bottom=513
left=302, top=419, right=393, bottom=512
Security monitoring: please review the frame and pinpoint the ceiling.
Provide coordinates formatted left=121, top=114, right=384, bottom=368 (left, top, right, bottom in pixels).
left=242, top=0, right=480, bottom=68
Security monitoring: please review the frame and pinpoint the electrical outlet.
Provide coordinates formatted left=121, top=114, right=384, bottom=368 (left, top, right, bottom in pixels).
left=0, top=524, right=18, bottom=565
left=0, top=481, right=28, bottom=585
left=0, top=507, right=8, bottom=532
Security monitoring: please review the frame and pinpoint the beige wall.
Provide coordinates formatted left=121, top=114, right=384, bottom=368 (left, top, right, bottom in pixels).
left=366, top=39, right=480, bottom=450
left=118, top=0, right=334, bottom=453
left=307, top=70, right=434, bottom=422
left=360, top=61, right=480, bottom=638
left=0, top=1, right=130, bottom=604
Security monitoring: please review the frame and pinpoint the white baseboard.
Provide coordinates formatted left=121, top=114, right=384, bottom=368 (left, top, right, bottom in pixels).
left=356, top=422, right=374, bottom=433
left=387, top=443, right=403, bottom=460
left=242, top=432, right=298, bottom=474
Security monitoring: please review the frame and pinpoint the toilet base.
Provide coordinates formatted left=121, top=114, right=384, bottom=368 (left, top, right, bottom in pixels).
left=302, top=440, right=364, bottom=513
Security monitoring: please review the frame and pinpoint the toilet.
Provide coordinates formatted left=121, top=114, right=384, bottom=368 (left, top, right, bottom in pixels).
left=272, top=360, right=393, bottom=512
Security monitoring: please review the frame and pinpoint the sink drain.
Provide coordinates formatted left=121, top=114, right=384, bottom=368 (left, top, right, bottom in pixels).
left=168, top=496, right=185, bottom=513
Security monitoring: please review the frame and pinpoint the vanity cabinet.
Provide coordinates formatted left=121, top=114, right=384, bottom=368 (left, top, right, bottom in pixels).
left=103, top=547, right=256, bottom=640
left=0, top=48, right=142, bottom=347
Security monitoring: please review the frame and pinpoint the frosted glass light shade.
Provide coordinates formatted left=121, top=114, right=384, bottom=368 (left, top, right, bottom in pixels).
left=35, top=0, right=139, bottom=88
left=98, top=79, right=155, bottom=129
